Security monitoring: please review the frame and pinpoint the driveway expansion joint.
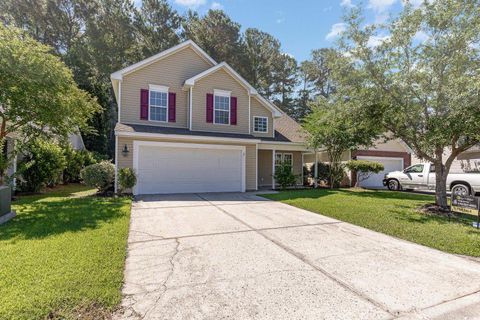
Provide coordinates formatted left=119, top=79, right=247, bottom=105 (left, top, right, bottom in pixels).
left=127, top=221, right=344, bottom=245
left=194, top=193, right=395, bottom=317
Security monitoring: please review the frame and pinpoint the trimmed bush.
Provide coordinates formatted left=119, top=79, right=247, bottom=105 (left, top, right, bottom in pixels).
left=80, top=161, right=115, bottom=194
left=274, top=161, right=297, bottom=190
left=309, top=162, right=331, bottom=183
left=63, top=145, right=97, bottom=183
left=118, top=168, right=136, bottom=194
left=346, top=160, right=384, bottom=187
left=18, top=139, right=67, bottom=192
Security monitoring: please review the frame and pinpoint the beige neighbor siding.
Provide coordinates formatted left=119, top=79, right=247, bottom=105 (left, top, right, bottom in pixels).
left=121, top=46, right=214, bottom=128
left=191, top=68, right=250, bottom=134
left=250, top=97, right=273, bottom=138
left=116, top=136, right=257, bottom=191
left=258, top=150, right=273, bottom=187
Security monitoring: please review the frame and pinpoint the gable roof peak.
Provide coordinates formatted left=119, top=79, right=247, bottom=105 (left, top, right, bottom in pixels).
left=110, top=40, right=217, bottom=81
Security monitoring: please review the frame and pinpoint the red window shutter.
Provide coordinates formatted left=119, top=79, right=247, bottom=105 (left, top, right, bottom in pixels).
left=230, top=96, right=237, bottom=125
left=168, top=92, right=176, bottom=122
left=140, top=89, right=149, bottom=120
left=206, top=93, right=214, bottom=123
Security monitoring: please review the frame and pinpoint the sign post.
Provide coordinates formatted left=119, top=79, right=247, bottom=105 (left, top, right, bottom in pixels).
left=451, top=194, right=480, bottom=228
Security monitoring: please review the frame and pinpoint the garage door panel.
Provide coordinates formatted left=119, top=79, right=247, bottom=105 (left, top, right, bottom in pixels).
left=357, top=157, right=403, bottom=188
left=135, top=144, right=244, bottom=195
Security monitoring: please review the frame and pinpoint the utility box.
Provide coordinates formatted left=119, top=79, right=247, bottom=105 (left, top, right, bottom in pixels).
left=0, top=186, right=11, bottom=216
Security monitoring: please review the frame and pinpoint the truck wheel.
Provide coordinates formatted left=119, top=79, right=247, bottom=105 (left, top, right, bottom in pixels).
left=387, top=179, right=400, bottom=191
left=452, top=184, right=471, bottom=197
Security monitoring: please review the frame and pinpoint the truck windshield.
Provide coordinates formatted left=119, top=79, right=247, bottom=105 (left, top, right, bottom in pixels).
left=404, top=164, right=424, bottom=173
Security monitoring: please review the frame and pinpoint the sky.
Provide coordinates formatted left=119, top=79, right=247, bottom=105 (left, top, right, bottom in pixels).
left=167, top=0, right=416, bottom=62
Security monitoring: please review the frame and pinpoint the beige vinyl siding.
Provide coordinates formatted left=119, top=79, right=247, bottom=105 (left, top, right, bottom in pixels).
left=191, top=68, right=250, bottom=134
left=116, top=136, right=257, bottom=191
left=250, top=97, right=273, bottom=138
left=258, top=150, right=273, bottom=187
left=121, top=46, right=213, bottom=128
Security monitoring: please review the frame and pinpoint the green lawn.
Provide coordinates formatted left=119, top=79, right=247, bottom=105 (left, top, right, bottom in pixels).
left=0, top=184, right=131, bottom=320
left=262, top=188, right=480, bottom=257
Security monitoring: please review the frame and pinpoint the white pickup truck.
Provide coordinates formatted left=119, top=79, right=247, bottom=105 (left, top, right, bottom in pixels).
left=383, top=163, right=480, bottom=196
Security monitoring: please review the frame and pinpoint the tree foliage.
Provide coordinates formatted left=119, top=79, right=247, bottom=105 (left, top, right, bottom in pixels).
left=0, top=24, right=100, bottom=180
left=304, top=96, right=381, bottom=188
left=17, top=139, right=67, bottom=192
left=346, top=160, right=384, bottom=187
left=334, top=1, right=480, bottom=207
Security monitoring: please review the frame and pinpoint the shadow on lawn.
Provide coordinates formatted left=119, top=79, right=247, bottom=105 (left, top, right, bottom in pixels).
left=0, top=193, right=128, bottom=241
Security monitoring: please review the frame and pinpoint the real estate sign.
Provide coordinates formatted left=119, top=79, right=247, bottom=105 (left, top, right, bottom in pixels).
left=451, top=194, right=479, bottom=215
left=451, top=194, right=480, bottom=228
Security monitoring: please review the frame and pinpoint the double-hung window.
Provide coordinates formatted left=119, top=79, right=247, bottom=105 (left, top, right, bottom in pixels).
left=214, top=90, right=230, bottom=125
left=254, top=116, right=268, bottom=133
left=149, top=85, right=168, bottom=122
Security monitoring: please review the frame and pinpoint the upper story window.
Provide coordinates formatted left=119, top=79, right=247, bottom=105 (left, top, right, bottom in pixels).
left=214, top=89, right=231, bottom=125
left=253, top=116, right=268, bottom=133
left=149, top=84, right=169, bottom=122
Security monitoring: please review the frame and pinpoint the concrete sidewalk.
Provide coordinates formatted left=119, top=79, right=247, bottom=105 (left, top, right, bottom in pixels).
left=115, top=192, right=480, bottom=320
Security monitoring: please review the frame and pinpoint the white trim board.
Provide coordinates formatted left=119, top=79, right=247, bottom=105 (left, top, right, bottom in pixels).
left=116, top=130, right=260, bottom=144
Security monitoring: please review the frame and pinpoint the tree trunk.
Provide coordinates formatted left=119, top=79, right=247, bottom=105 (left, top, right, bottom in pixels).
left=434, top=160, right=449, bottom=209
left=314, top=150, right=318, bottom=188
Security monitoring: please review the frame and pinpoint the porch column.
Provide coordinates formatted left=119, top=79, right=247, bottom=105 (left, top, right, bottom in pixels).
left=272, top=149, right=275, bottom=190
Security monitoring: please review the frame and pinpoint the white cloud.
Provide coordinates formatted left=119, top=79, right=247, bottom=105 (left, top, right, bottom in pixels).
left=367, top=34, right=390, bottom=47
left=413, top=30, right=429, bottom=42
left=340, top=0, right=355, bottom=8
left=210, top=1, right=223, bottom=9
left=326, top=23, right=347, bottom=40
left=174, top=0, right=206, bottom=8
left=368, top=0, right=397, bottom=12
left=276, top=18, right=285, bottom=24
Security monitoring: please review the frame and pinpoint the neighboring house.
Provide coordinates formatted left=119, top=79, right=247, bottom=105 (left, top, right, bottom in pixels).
left=304, top=138, right=412, bottom=188
left=111, top=40, right=307, bottom=195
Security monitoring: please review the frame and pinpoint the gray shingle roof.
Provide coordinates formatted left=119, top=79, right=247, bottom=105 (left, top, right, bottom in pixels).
left=115, top=121, right=304, bottom=143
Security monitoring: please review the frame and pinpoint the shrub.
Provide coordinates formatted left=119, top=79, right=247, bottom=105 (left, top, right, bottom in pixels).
left=309, top=162, right=331, bottom=184
left=346, top=160, right=385, bottom=187
left=118, top=168, right=136, bottom=194
left=63, top=145, right=97, bottom=183
left=18, top=140, right=67, bottom=192
left=274, top=161, right=298, bottom=190
left=80, top=161, right=115, bottom=194
left=308, top=162, right=345, bottom=188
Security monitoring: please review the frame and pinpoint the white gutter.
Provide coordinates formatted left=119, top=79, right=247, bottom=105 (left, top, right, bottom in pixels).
left=115, top=130, right=261, bottom=144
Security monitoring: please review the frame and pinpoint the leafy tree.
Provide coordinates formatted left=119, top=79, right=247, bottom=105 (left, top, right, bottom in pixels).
left=272, top=53, right=298, bottom=116
left=346, top=160, right=384, bottom=187
left=295, top=61, right=316, bottom=121
left=244, top=28, right=281, bottom=98
left=336, top=1, right=480, bottom=208
left=0, top=25, right=100, bottom=181
left=133, top=0, right=182, bottom=58
left=304, top=97, right=381, bottom=188
left=182, top=10, right=246, bottom=76
left=307, top=48, right=336, bottom=98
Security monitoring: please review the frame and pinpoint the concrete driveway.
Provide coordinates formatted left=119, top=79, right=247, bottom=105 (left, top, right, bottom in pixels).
left=117, top=193, right=480, bottom=320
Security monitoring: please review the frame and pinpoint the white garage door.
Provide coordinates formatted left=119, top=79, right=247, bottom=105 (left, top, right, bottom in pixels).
left=357, top=156, right=404, bottom=188
left=134, top=142, right=245, bottom=195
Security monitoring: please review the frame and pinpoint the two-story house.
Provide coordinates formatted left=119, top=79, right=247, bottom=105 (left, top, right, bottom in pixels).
left=111, top=40, right=306, bottom=195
